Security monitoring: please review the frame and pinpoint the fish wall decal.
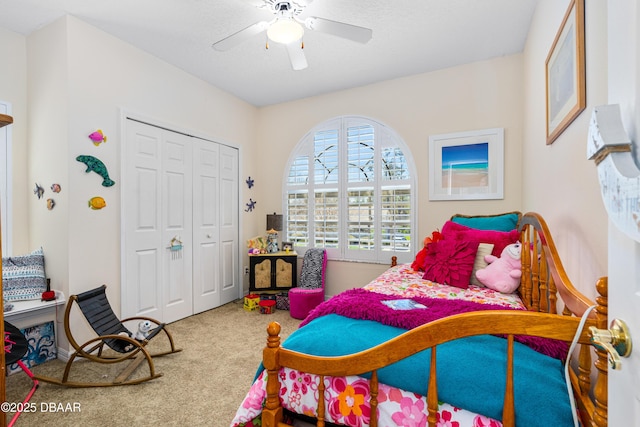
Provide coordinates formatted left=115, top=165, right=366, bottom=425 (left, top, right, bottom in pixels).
left=76, top=155, right=115, bottom=187
left=33, top=183, right=44, bottom=199
left=88, top=196, right=106, bottom=210
left=88, top=129, right=107, bottom=146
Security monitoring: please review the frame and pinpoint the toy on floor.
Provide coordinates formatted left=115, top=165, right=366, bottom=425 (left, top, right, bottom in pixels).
left=134, top=320, right=153, bottom=341
left=475, top=242, right=522, bottom=293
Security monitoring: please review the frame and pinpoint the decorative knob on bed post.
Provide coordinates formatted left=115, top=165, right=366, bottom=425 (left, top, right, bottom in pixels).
left=589, top=318, right=632, bottom=370
left=263, top=322, right=284, bottom=425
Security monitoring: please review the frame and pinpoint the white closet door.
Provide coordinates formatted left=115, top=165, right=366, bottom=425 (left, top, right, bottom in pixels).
left=192, top=140, right=220, bottom=313
left=219, top=144, right=239, bottom=305
left=161, top=130, right=194, bottom=323
left=123, top=121, right=164, bottom=320
left=123, top=119, right=193, bottom=323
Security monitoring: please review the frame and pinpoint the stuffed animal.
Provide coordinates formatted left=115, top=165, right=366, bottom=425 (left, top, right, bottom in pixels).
left=134, top=320, right=153, bottom=341
left=247, top=236, right=268, bottom=254
left=475, top=242, right=522, bottom=293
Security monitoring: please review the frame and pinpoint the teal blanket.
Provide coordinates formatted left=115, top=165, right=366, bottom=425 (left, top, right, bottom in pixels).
left=280, top=314, right=574, bottom=426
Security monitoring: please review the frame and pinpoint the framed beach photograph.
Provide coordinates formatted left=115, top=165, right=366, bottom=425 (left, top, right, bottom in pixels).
left=428, top=128, right=504, bottom=201
left=545, top=0, right=586, bottom=145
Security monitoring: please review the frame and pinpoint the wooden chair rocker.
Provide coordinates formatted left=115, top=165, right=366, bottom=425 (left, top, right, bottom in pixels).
left=35, top=284, right=182, bottom=387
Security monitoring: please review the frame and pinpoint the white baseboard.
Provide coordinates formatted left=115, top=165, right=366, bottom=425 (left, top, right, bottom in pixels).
left=55, top=346, right=70, bottom=362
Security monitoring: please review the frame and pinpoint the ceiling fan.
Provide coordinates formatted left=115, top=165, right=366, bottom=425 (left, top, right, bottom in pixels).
left=211, top=0, right=373, bottom=71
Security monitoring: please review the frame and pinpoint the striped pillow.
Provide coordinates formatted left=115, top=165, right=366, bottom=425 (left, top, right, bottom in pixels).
left=470, top=243, right=495, bottom=287
left=2, top=247, right=47, bottom=301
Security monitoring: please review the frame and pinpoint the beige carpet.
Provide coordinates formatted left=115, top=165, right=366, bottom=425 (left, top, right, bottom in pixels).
left=5, top=300, right=301, bottom=427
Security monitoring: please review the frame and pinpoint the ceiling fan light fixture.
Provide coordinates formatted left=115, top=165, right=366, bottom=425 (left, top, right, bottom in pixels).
left=267, top=18, right=304, bottom=44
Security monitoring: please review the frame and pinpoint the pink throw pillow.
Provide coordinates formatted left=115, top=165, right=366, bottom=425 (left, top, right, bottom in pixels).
left=422, top=239, right=480, bottom=289
left=441, top=221, right=519, bottom=257
left=410, top=230, right=444, bottom=272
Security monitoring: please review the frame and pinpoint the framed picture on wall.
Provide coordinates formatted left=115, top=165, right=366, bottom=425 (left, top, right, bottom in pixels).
left=545, top=0, right=586, bottom=145
left=428, top=128, right=504, bottom=201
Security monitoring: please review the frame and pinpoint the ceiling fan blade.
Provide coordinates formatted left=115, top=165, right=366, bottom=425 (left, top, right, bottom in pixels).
left=293, top=0, right=314, bottom=8
left=304, top=17, right=372, bottom=44
left=286, top=42, right=308, bottom=70
left=241, top=0, right=271, bottom=9
left=212, top=21, right=270, bottom=51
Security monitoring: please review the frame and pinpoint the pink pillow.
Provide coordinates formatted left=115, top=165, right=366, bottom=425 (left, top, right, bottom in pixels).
left=422, top=239, right=480, bottom=289
left=441, top=221, right=519, bottom=257
left=410, top=230, right=444, bottom=272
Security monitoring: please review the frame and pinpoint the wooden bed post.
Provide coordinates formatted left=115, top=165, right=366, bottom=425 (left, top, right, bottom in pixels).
left=531, top=238, right=542, bottom=312
left=592, top=277, right=609, bottom=427
left=426, top=347, right=438, bottom=426
left=519, top=227, right=533, bottom=309
left=263, top=322, right=284, bottom=426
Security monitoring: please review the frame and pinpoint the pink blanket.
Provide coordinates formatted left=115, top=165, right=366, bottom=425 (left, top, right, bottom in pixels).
left=301, top=288, right=569, bottom=360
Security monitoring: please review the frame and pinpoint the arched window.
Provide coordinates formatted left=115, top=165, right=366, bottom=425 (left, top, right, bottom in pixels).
left=284, top=116, right=417, bottom=264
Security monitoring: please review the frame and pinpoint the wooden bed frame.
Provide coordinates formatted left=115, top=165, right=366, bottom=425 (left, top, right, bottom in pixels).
left=260, top=212, right=608, bottom=427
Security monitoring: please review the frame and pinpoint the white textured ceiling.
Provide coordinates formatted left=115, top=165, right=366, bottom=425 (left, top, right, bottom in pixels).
left=0, top=0, right=538, bottom=107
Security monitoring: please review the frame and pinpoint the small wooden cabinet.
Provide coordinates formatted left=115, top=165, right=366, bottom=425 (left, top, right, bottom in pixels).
left=249, top=252, right=297, bottom=292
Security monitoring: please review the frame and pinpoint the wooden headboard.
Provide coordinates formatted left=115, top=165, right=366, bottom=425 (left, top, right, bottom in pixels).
left=518, top=212, right=608, bottom=426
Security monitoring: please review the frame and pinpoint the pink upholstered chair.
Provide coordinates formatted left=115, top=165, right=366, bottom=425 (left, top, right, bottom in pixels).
left=289, top=248, right=327, bottom=320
